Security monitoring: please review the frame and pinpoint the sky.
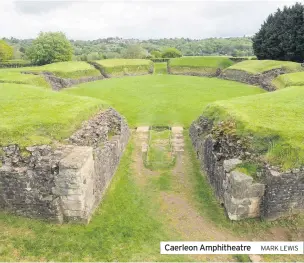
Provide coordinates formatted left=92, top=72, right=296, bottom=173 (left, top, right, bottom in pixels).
left=0, top=0, right=299, bottom=40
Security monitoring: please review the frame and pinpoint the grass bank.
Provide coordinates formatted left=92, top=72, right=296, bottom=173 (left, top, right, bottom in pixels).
left=0, top=83, right=104, bottom=147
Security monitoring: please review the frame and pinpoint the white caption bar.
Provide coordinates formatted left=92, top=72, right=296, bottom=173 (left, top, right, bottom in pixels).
left=161, top=241, right=304, bottom=254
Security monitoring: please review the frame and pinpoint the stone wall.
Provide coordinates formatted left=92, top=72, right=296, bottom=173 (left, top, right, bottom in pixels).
left=190, top=115, right=304, bottom=220
left=0, top=108, right=129, bottom=223
left=22, top=71, right=104, bottom=91
left=219, top=68, right=285, bottom=91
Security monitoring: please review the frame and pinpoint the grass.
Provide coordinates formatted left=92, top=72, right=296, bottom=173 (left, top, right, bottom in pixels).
left=0, top=83, right=104, bottom=147
left=226, top=59, right=303, bottom=74
left=64, top=75, right=264, bottom=127
left=0, top=143, right=183, bottom=262
left=145, top=129, right=174, bottom=170
left=272, top=72, right=304, bottom=89
left=0, top=69, right=50, bottom=88
left=169, top=56, right=234, bottom=69
left=93, top=59, right=153, bottom=77
left=203, top=86, right=304, bottom=169
left=25, top=61, right=101, bottom=79
left=154, top=62, right=168, bottom=74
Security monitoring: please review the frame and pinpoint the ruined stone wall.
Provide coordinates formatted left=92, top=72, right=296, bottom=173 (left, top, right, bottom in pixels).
left=219, top=68, right=285, bottom=91
left=0, top=108, right=129, bottom=223
left=190, top=115, right=304, bottom=220
left=21, top=71, right=104, bottom=91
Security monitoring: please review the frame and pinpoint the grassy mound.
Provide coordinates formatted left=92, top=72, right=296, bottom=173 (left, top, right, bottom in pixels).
left=92, top=59, right=153, bottom=77
left=203, top=86, right=304, bottom=169
left=64, top=75, right=264, bottom=127
left=25, top=61, right=101, bottom=79
left=168, top=56, right=234, bottom=76
left=226, top=59, right=303, bottom=74
left=0, top=83, right=104, bottom=147
left=0, top=69, right=50, bottom=88
left=272, top=72, right=304, bottom=89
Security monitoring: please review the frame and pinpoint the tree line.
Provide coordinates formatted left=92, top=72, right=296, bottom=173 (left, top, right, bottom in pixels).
left=1, top=35, right=254, bottom=64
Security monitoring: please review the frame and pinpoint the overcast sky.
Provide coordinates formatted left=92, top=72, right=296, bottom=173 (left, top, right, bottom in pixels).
left=0, top=0, right=298, bottom=40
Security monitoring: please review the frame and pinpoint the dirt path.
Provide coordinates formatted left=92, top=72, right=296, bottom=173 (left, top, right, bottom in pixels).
left=132, top=128, right=238, bottom=262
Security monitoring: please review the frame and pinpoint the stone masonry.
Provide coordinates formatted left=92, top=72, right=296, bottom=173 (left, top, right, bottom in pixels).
left=190, top=115, right=304, bottom=220
left=0, top=108, right=129, bottom=223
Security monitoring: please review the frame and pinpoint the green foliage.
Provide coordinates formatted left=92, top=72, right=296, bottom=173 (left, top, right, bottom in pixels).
left=227, top=59, right=303, bottom=74
left=235, top=161, right=261, bottom=180
left=203, top=86, right=304, bottom=169
left=161, top=47, right=182, bottom=58
left=64, top=75, right=264, bottom=127
left=253, top=2, right=304, bottom=62
left=26, top=32, right=73, bottom=65
left=0, top=83, right=104, bottom=147
left=122, top=44, right=145, bottom=59
left=151, top=50, right=162, bottom=58
left=0, top=40, right=13, bottom=61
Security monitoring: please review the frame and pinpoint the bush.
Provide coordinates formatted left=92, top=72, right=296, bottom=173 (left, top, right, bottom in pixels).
left=26, top=32, right=73, bottom=65
left=253, top=2, right=304, bottom=62
left=161, top=47, right=182, bottom=58
left=0, top=40, right=13, bottom=61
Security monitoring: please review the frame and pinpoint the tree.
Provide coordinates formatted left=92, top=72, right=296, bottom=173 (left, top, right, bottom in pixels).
left=253, top=2, right=304, bottom=62
left=161, top=47, right=182, bottom=58
left=151, top=50, right=162, bottom=58
left=26, top=32, right=73, bottom=65
left=122, top=44, right=145, bottom=59
left=0, top=40, right=13, bottom=61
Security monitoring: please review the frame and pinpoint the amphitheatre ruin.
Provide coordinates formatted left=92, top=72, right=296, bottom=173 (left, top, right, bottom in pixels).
left=0, top=56, right=303, bottom=262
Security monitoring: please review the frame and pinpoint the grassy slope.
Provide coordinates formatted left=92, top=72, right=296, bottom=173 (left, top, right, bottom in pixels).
left=26, top=61, right=101, bottom=79
left=227, top=59, right=303, bottom=74
left=272, top=72, right=304, bottom=89
left=203, top=86, right=304, bottom=168
left=0, top=142, right=184, bottom=262
left=0, top=83, right=104, bottom=147
left=94, top=59, right=153, bottom=76
left=0, top=69, right=50, bottom=88
left=169, top=56, right=234, bottom=69
left=64, top=75, right=264, bottom=127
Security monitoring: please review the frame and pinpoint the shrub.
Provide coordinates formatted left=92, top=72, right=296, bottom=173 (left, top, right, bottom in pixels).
left=253, top=2, right=304, bottom=62
left=161, top=47, right=182, bottom=58
left=0, top=40, right=13, bottom=61
left=26, top=32, right=73, bottom=65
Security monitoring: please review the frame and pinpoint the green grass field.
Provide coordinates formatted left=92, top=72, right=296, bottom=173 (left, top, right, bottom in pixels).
left=64, top=75, right=264, bottom=127
left=93, top=59, right=153, bottom=77
left=272, top=72, right=304, bottom=89
left=0, top=83, right=104, bottom=147
left=226, top=59, right=303, bottom=74
left=203, top=86, right=304, bottom=168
